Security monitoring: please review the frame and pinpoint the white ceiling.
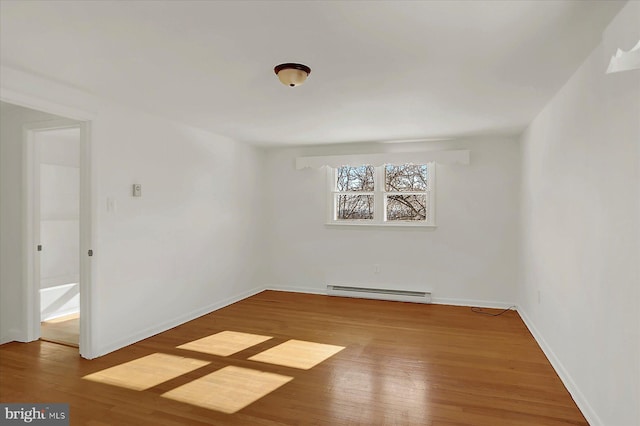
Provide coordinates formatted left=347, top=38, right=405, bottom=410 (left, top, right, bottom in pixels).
left=0, top=0, right=625, bottom=147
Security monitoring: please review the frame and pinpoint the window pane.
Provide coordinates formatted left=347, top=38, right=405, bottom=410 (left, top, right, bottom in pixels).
left=385, top=164, right=428, bottom=192
left=336, top=165, right=374, bottom=191
left=386, top=194, right=427, bottom=221
left=336, top=195, right=374, bottom=220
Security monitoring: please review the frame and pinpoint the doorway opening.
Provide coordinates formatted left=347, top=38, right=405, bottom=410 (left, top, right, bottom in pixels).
left=35, top=126, right=82, bottom=347
left=0, top=99, right=93, bottom=357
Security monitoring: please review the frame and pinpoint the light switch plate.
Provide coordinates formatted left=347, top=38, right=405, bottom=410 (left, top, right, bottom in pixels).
left=133, top=184, right=142, bottom=197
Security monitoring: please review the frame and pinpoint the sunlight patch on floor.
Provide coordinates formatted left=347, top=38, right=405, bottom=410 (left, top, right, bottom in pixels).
left=161, top=365, right=293, bottom=414
left=176, top=330, right=273, bottom=357
left=83, top=353, right=209, bottom=391
left=249, top=339, right=345, bottom=370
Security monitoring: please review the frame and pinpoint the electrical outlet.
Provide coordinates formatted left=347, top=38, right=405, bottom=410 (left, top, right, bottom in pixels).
left=373, top=264, right=380, bottom=274
left=132, top=184, right=142, bottom=197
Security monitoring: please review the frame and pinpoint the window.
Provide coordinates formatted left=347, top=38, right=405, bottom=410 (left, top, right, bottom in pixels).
left=335, top=165, right=375, bottom=220
left=329, top=163, right=435, bottom=226
left=385, top=164, right=429, bottom=221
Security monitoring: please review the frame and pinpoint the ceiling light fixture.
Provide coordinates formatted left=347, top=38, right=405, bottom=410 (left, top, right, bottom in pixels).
left=274, top=63, right=311, bottom=87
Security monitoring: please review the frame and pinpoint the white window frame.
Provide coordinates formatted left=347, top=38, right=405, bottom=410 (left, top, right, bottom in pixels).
left=326, top=162, right=436, bottom=228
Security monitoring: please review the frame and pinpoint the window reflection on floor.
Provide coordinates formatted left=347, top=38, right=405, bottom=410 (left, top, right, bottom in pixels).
left=83, top=331, right=344, bottom=414
left=161, top=365, right=293, bottom=414
left=83, top=353, right=209, bottom=391
left=249, top=339, right=345, bottom=370
left=177, top=330, right=272, bottom=356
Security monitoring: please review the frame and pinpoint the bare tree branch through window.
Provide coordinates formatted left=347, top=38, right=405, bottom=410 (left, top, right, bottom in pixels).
left=385, top=164, right=429, bottom=221
left=335, top=165, right=374, bottom=219
left=332, top=163, right=433, bottom=225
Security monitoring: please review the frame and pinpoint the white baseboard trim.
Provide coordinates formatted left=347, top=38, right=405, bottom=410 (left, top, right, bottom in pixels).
left=431, top=297, right=516, bottom=309
left=267, top=285, right=515, bottom=310
left=95, top=285, right=265, bottom=358
left=265, top=285, right=327, bottom=296
left=42, top=308, right=79, bottom=322
left=517, top=307, right=600, bottom=426
left=11, top=329, right=24, bottom=342
left=0, top=329, right=23, bottom=345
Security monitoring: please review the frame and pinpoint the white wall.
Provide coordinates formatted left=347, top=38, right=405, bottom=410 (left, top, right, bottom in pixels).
left=263, top=137, right=520, bottom=307
left=1, top=68, right=267, bottom=356
left=40, top=164, right=80, bottom=288
left=0, top=103, right=69, bottom=343
left=94, top=104, right=266, bottom=354
left=39, top=128, right=81, bottom=320
left=40, top=283, right=79, bottom=321
left=39, top=128, right=80, bottom=290
left=518, top=2, right=640, bottom=425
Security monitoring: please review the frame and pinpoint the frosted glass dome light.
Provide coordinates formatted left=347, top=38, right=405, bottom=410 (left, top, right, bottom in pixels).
left=274, top=63, right=311, bottom=87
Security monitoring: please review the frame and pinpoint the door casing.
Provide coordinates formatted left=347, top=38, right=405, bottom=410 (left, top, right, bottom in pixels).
left=23, top=118, right=94, bottom=358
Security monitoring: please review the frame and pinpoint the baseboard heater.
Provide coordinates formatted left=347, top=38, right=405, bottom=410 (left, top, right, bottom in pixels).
left=327, top=285, right=432, bottom=304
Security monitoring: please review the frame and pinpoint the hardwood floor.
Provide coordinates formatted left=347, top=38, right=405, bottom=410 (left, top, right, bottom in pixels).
left=0, top=290, right=587, bottom=425
left=40, top=312, right=80, bottom=347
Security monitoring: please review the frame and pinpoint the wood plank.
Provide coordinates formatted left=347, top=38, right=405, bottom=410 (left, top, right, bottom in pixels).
left=0, top=290, right=588, bottom=425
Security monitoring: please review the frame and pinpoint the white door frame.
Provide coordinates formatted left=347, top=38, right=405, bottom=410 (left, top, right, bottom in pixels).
left=24, top=119, right=93, bottom=358
left=1, top=89, right=96, bottom=358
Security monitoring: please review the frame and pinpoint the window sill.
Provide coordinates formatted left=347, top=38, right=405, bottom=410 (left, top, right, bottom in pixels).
left=325, top=221, right=437, bottom=229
